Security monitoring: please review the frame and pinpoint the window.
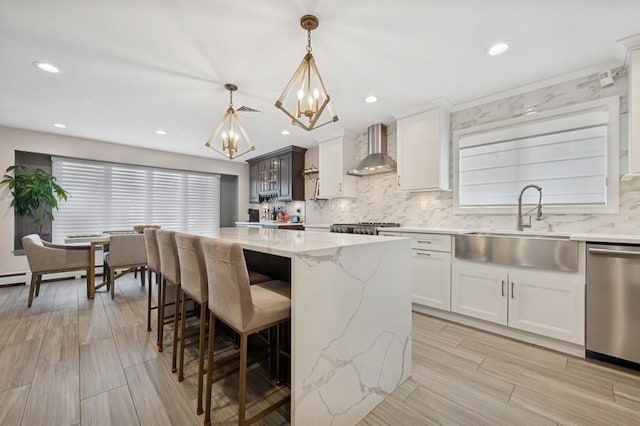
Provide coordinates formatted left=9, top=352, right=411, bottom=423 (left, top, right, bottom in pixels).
left=51, top=157, right=220, bottom=242
left=454, top=96, right=619, bottom=214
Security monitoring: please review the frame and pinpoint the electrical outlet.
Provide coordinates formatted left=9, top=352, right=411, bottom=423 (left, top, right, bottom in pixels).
left=420, top=201, right=428, bottom=211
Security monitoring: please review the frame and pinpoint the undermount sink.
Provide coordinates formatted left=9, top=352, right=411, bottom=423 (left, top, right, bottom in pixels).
left=455, top=232, right=579, bottom=272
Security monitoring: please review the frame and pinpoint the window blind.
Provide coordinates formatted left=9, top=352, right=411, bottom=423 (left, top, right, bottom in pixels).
left=51, top=157, right=220, bottom=242
left=458, top=107, right=610, bottom=209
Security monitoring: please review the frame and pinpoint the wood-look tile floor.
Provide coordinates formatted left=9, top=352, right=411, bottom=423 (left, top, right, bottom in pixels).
left=1, top=277, right=640, bottom=425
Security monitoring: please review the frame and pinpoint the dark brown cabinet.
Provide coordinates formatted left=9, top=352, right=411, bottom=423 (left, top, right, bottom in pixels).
left=247, top=146, right=306, bottom=203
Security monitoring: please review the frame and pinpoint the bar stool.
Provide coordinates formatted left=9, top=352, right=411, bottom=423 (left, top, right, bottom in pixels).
left=157, top=230, right=181, bottom=374
left=143, top=228, right=161, bottom=336
left=104, top=234, right=148, bottom=299
left=175, top=232, right=209, bottom=415
left=202, top=238, right=291, bottom=426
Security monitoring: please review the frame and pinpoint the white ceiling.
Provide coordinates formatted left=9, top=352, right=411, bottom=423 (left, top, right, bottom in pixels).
left=1, top=0, right=639, bottom=161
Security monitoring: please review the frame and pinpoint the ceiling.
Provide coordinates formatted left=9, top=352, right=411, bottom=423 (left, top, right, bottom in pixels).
left=1, top=0, right=639, bottom=162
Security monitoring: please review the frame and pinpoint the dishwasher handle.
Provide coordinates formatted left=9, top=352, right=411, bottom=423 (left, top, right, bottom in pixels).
left=588, top=248, right=640, bottom=256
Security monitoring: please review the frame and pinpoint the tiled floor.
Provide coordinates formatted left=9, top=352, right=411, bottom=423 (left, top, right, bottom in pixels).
left=1, top=276, right=639, bottom=425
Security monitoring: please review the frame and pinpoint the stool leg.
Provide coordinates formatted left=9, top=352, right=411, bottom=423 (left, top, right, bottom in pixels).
left=238, top=332, right=248, bottom=425
left=204, top=312, right=216, bottom=426
left=178, top=290, right=187, bottom=379
left=158, top=279, right=166, bottom=352
left=146, top=269, right=152, bottom=332
left=171, top=283, right=181, bottom=373
left=276, top=323, right=283, bottom=386
left=196, top=301, right=207, bottom=415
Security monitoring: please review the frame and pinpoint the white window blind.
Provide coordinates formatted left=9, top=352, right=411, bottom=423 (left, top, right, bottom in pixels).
left=456, top=101, right=618, bottom=212
left=51, top=157, right=220, bottom=242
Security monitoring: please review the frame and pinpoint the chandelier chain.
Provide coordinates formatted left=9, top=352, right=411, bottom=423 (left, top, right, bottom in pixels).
left=229, top=90, right=233, bottom=108
left=306, top=30, right=312, bottom=53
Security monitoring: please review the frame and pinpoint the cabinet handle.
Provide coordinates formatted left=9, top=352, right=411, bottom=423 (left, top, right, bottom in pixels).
left=511, top=282, right=514, bottom=298
left=397, top=175, right=401, bottom=186
left=339, top=182, right=343, bottom=192
left=416, top=252, right=431, bottom=256
left=417, top=240, right=432, bottom=244
left=501, top=280, right=505, bottom=297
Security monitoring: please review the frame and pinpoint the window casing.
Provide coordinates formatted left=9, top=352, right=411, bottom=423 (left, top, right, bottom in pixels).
left=453, top=96, right=619, bottom=214
left=51, top=157, right=220, bottom=242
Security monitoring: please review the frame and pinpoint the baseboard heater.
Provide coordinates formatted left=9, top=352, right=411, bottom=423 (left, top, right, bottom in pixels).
left=0, top=272, right=28, bottom=286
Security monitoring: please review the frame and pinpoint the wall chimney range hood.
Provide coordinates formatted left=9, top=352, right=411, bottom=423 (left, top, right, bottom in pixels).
left=347, top=123, right=397, bottom=176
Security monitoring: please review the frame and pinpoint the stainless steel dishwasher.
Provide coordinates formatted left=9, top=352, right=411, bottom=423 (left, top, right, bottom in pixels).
left=586, top=243, right=640, bottom=366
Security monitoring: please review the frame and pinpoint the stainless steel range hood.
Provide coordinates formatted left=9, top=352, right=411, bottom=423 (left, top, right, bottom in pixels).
left=347, top=123, right=397, bottom=176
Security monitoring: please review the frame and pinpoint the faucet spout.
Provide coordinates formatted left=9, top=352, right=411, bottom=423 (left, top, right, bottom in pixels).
left=517, top=184, right=543, bottom=231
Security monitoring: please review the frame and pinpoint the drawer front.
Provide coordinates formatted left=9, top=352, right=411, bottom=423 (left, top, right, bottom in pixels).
left=403, top=233, right=451, bottom=252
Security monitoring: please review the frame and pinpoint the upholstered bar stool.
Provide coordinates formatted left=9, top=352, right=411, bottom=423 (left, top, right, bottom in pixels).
left=104, top=234, right=148, bottom=299
left=175, top=232, right=209, bottom=414
left=157, top=230, right=181, bottom=368
left=143, top=228, right=161, bottom=335
left=133, top=224, right=160, bottom=284
left=202, top=239, right=291, bottom=426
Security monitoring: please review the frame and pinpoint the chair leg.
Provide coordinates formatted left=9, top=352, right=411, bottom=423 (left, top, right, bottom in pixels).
left=140, top=267, right=146, bottom=286
left=158, top=279, right=167, bottom=351
left=85, top=268, right=91, bottom=300
left=177, top=290, right=187, bottom=379
left=196, top=301, right=207, bottom=415
left=35, top=274, right=41, bottom=297
left=110, top=268, right=116, bottom=299
left=27, top=273, right=38, bottom=307
left=204, top=312, right=216, bottom=426
left=238, top=332, right=248, bottom=426
left=147, top=269, right=152, bottom=332
left=171, top=283, right=181, bottom=373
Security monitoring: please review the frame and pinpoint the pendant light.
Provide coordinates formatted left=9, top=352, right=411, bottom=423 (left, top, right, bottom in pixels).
left=275, top=14, right=338, bottom=131
left=205, top=83, right=255, bottom=160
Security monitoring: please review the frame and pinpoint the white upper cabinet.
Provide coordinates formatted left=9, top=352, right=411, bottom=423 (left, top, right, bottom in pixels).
left=318, top=133, right=356, bottom=198
left=393, top=99, right=451, bottom=191
left=622, top=35, right=640, bottom=177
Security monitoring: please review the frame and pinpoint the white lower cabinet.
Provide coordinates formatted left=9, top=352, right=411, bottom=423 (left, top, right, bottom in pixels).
left=411, top=249, right=451, bottom=310
left=452, top=259, right=585, bottom=345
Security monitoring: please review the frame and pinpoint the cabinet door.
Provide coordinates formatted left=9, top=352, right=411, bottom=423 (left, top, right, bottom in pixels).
left=411, top=249, right=451, bottom=311
left=508, top=269, right=585, bottom=344
left=318, top=138, right=343, bottom=197
left=249, top=162, right=259, bottom=203
left=278, top=153, right=292, bottom=201
left=451, top=259, right=507, bottom=325
left=396, top=107, right=449, bottom=191
left=259, top=160, right=270, bottom=193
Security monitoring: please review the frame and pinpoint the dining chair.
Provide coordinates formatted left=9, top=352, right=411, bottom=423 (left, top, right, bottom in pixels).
left=104, top=233, right=148, bottom=299
left=202, top=238, right=291, bottom=426
left=22, top=234, right=92, bottom=307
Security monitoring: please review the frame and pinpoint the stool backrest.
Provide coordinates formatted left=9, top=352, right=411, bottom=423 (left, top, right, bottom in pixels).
left=143, top=228, right=161, bottom=273
left=175, top=232, right=207, bottom=303
left=108, top=234, right=148, bottom=267
left=158, top=230, right=180, bottom=285
left=201, top=238, right=253, bottom=330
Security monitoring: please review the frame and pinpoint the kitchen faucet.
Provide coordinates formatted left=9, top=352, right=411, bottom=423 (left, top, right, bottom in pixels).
left=517, top=184, right=543, bottom=231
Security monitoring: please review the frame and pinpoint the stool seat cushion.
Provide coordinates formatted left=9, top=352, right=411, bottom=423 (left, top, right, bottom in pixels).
left=248, top=271, right=271, bottom=285
left=245, top=280, right=291, bottom=331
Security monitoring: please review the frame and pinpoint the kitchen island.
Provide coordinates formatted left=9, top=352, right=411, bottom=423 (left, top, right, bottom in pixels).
left=215, top=227, right=411, bottom=426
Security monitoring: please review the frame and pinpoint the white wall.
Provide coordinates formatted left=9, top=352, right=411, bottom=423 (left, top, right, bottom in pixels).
left=0, top=125, right=249, bottom=275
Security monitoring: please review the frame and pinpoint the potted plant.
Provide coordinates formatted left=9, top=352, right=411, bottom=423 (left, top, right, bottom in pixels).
left=1, top=164, right=68, bottom=236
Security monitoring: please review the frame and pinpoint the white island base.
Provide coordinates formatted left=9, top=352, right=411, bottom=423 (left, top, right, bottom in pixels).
left=216, top=228, right=412, bottom=425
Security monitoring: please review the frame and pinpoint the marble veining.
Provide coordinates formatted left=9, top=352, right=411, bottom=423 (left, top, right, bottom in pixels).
left=305, top=67, right=640, bottom=234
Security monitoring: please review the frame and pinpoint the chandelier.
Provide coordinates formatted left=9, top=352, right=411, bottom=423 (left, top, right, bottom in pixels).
left=275, top=15, right=338, bottom=131
left=205, top=83, right=255, bottom=160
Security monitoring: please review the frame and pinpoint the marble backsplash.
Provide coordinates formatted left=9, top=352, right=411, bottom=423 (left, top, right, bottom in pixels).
left=305, top=67, right=640, bottom=234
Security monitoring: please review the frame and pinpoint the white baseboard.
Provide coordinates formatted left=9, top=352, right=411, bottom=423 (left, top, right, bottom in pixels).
left=412, top=303, right=585, bottom=358
left=0, top=272, right=27, bottom=286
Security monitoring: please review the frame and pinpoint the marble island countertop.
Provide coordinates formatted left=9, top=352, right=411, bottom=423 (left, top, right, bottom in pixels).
left=376, top=226, right=640, bottom=244
left=219, top=227, right=405, bottom=257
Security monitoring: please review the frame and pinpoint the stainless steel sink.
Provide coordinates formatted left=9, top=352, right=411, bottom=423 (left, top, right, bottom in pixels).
left=455, top=232, right=579, bottom=272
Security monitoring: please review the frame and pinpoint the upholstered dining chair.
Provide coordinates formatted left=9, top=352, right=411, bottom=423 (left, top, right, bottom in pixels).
left=132, top=225, right=160, bottom=284
left=104, top=233, right=148, bottom=299
left=202, top=238, right=291, bottom=426
left=143, top=228, right=161, bottom=335
left=22, top=234, right=92, bottom=307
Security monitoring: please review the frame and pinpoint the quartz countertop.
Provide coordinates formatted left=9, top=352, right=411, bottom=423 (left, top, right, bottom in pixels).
left=303, top=223, right=331, bottom=228
left=216, top=227, right=405, bottom=257
left=235, top=221, right=303, bottom=227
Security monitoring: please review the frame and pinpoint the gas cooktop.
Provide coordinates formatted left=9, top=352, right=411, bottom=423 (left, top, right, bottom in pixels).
left=330, top=222, right=401, bottom=235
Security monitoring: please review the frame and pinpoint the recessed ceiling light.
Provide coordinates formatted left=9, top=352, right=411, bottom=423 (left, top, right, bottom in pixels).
left=155, top=130, right=167, bottom=135
left=52, top=123, right=67, bottom=129
left=281, top=130, right=290, bottom=136
left=487, top=42, right=510, bottom=56
left=33, top=61, right=60, bottom=73
left=365, top=96, right=378, bottom=103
